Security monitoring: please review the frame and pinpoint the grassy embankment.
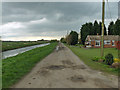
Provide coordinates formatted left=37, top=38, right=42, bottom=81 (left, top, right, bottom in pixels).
left=67, top=45, right=119, bottom=75
left=2, top=42, right=57, bottom=88
left=2, top=41, right=49, bottom=52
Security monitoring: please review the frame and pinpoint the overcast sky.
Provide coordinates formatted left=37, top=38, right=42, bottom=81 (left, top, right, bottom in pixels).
left=1, top=2, right=119, bottom=41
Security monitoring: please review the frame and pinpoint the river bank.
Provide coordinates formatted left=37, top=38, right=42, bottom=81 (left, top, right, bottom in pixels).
left=2, top=43, right=50, bottom=59
left=2, top=41, right=49, bottom=52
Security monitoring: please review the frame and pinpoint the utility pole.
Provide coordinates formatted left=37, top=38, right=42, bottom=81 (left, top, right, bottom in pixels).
left=101, top=0, right=105, bottom=57
left=67, top=30, right=69, bottom=36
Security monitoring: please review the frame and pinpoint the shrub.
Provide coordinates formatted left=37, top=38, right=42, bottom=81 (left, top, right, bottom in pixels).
left=105, top=53, right=114, bottom=65
left=92, top=57, right=105, bottom=62
left=98, top=57, right=105, bottom=63
left=60, top=38, right=66, bottom=43
left=114, top=58, right=120, bottom=63
left=92, top=57, right=99, bottom=62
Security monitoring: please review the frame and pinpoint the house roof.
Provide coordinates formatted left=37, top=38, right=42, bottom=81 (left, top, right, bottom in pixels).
left=86, top=35, right=119, bottom=41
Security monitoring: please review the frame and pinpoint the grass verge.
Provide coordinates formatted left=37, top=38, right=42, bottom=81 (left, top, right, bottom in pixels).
left=2, top=42, right=57, bottom=88
left=66, top=44, right=119, bottom=76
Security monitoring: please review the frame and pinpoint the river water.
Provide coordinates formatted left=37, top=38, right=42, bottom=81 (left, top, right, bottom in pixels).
left=2, top=43, right=50, bottom=59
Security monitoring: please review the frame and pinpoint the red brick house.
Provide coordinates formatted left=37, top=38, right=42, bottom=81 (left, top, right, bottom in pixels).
left=117, top=41, right=120, bottom=50
left=85, top=35, right=119, bottom=48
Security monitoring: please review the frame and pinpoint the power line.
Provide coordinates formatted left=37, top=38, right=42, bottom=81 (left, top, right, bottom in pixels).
left=106, top=0, right=113, bottom=21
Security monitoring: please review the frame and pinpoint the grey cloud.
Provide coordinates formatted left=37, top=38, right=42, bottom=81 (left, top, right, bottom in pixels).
left=2, top=2, right=118, bottom=40
left=2, top=2, right=118, bottom=23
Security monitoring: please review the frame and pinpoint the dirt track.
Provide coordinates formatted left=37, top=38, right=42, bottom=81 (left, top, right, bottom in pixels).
left=12, top=43, right=118, bottom=88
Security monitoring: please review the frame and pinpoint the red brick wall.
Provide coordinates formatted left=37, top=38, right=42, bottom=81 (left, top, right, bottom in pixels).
left=104, top=41, right=116, bottom=48
left=91, top=41, right=101, bottom=48
left=90, top=40, right=118, bottom=48
left=116, top=41, right=120, bottom=50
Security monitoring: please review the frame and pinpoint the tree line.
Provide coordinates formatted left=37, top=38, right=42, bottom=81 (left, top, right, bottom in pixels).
left=81, top=19, right=120, bottom=44
left=108, top=19, right=120, bottom=35
left=80, top=20, right=107, bottom=45
left=61, top=19, right=120, bottom=45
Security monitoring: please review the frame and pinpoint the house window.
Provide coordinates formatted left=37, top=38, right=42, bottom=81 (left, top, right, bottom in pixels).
left=95, top=40, right=100, bottom=46
left=104, top=40, right=111, bottom=45
left=86, top=42, right=91, bottom=45
left=112, top=40, right=115, bottom=46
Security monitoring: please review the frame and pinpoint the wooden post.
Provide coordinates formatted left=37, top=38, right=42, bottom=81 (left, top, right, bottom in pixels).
left=101, top=0, right=105, bottom=57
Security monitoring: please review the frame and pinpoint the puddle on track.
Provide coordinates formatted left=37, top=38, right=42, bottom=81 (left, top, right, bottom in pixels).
left=37, top=69, right=49, bottom=76
left=37, top=64, right=87, bottom=77
left=71, top=65, right=86, bottom=70
left=68, top=75, right=86, bottom=82
left=61, top=60, right=86, bottom=69
left=45, top=65, right=66, bottom=70
left=62, top=60, right=74, bottom=66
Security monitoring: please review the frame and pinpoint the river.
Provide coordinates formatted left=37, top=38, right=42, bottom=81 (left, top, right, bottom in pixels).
left=2, top=43, right=50, bottom=59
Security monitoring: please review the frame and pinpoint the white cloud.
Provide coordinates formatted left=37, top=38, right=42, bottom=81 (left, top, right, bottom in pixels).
left=29, top=18, right=48, bottom=24
left=1, top=22, right=26, bottom=38
left=1, top=18, right=48, bottom=36
left=3, top=22, right=24, bottom=29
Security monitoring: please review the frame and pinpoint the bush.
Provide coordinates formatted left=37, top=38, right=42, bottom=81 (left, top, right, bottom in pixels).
left=60, top=38, right=66, bottom=43
left=92, top=57, right=99, bottom=62
left=105, top=53, right=114, bottom=65
left=92, top=57, right=105, bottom=62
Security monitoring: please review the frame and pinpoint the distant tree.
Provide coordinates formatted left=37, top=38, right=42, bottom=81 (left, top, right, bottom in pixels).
left=99, top=22, right=102, bottom=35
left=108, top=19, right=120, bottom=35
left=80, top=23, right=90, bottom=44
left=104, top=24, right=107, bottom=35
left=78, top=38, right=82, bottom=44
left=60, top=38, right=64, bottom=42
left=70, top=31, right=78, bottom=45
left=66, top=31, right=78, bottom=45
left=114, top=19, right=120, bottom=35
left=66, top=34, right=72, bottom=45
left=60, top=38, right=66, bottom=43
left=80, top=20, right=107, bottom=44
left=93, top=20, right=100, bottom=35
left=87, top=22, right=94, bottom=35
left=93, top=21, right=107, bottom=35
left=108, top=21, right=114, bottom=35
left=50, top=39, right=58, bottom=43
left=38, top=39, right=44, bottom=41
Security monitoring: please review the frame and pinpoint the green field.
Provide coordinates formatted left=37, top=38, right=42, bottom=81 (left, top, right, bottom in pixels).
left=2, top=42, right=57, bottom=88
left=2, top=41, right=49, bottom=52
left=67, top=45, right=119, bottom=75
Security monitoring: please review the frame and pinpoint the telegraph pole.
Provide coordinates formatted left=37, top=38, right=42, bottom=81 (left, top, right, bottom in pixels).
left=101, top=0, right=105, bottom=57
